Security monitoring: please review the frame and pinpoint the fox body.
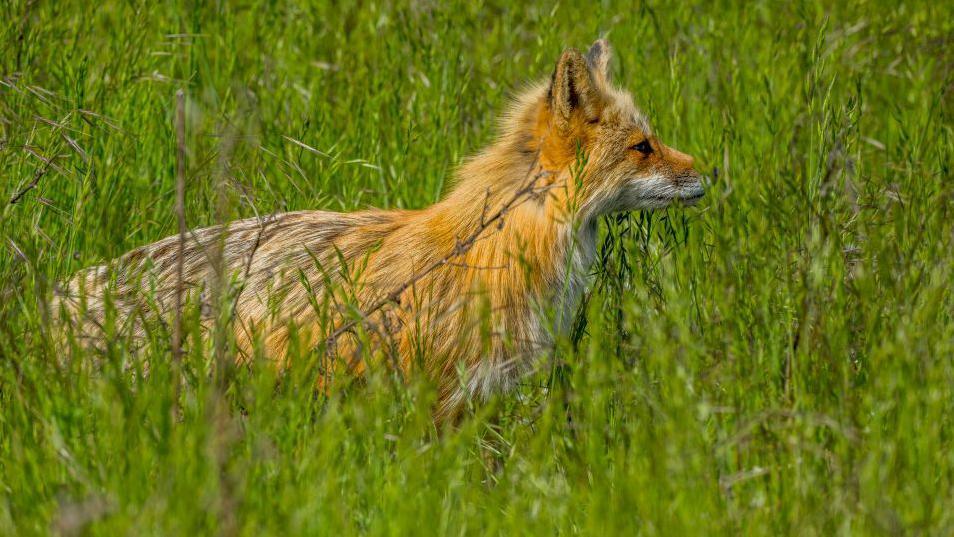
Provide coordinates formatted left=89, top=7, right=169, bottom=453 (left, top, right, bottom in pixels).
left=58, top=40, right=703, bottom=420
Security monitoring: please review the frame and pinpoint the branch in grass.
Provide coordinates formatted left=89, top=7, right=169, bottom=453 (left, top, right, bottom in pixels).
left=8, top=150, right=55, bottom=205
left=172, top=89, right=187, bottom=363
left=327, top=154, right=554, bottom=359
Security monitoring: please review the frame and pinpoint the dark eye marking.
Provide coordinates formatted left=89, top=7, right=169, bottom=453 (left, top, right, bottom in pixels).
left=630, top=139, right=653, bottom=155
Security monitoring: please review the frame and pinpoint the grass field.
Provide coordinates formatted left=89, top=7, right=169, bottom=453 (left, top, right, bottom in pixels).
left=2, top=1, right=952, bottom=535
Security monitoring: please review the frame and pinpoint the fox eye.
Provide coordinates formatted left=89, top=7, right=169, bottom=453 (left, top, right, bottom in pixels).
left=631, top=140, right=653, bottom=155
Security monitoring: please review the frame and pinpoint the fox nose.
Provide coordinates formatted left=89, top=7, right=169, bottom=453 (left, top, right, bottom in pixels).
left=676, top=171, right=703, bottom=188
left=678, top=172, right=705, bottom=204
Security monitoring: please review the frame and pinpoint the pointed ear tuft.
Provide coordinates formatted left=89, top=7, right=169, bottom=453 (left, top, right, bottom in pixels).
left=548, top=48, right=602, bottom=129
left=585, top=38, right=612, bottom=81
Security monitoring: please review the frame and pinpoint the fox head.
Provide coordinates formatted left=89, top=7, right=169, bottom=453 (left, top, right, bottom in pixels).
left=529, top=39, right=704, bottom=216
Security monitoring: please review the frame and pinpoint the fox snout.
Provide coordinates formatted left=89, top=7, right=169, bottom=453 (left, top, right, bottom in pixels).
left=659, top=146, right=704, bottom=204
left=674, top=170, right=705, bottom=204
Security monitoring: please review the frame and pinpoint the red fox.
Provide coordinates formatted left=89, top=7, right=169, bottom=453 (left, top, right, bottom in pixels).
left=57, top=39, right=704, bottom=421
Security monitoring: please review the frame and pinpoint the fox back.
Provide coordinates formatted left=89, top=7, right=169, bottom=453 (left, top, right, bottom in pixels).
left=56, top=39, right=704, bottom=420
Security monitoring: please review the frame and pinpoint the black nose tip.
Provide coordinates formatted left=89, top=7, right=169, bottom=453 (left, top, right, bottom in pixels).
left=675, top=172, right=701, bottom=187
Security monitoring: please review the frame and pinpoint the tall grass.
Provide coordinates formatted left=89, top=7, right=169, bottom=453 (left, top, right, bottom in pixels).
left=1, top=1, right=952, bottom=534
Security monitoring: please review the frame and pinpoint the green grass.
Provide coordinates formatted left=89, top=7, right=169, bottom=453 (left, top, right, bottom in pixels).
left=2, top=0, right=952, bottom=534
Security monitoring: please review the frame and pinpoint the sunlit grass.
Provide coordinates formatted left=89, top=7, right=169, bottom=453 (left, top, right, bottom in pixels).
left=1, top=1, right=952, bottom=535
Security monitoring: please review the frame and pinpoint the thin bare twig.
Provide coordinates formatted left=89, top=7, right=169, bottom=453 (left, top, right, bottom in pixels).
left=172, top=89, right=187, bottom=363
left=232, top=214, right=273, bottom=310
left=328, top=158, right=552, bottom=359
left=229, top=212, right=277, bottom=361
left=9, top=151, right=54, bottom=204
left=207, top=114, right=242, bottom=537
left=210, top=124, right=238, bottom=379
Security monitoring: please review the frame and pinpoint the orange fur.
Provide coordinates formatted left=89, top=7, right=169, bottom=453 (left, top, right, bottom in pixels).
left=55, top=40, right=704, bottom=421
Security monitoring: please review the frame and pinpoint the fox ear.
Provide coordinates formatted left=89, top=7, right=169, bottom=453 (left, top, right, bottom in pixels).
left=548, top=48, right=602, bottom=129
left=585, top=38, right=612, bottom=81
